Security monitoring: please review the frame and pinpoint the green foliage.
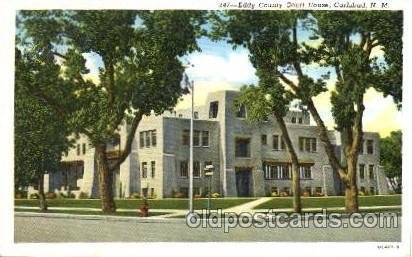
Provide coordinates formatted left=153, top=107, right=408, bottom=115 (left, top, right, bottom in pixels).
left=380, top=130, right=402, bottom=192
left=15, top=49, right=72, bottom=189
left=17, top=10, right=205, bottom=145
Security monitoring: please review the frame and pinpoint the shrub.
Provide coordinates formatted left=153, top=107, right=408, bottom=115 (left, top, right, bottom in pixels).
left=174, top=192, right=184, bottom=198
left=29, top=193, right=39, bottom=199
left=315, top=192, right=324, bottom=197
left=194, top=194, right=201, bottom=199
left=130, top=192, right=141, bottom=199
left=148, top=193, right=157, bottom=199
left=78, top=192, right=89, bottom=199
left=271, top=191, right=278, bottom=197
left=279, top=191, right=289, bottom=197
left=46, top=192, right=57, bottom=199
left=359, top=191, right=365, bottom=196
left=211, top=192, right=220, bottom=198
left=302, top=191, right=310, bottom=197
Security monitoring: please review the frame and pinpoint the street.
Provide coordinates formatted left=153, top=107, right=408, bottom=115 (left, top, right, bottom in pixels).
left=14, top=214, right=401, bottom=242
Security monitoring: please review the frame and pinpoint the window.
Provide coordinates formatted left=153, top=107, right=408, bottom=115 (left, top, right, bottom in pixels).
left=273, top=135, right=279, bottom=150
left=180, top=161, right=188, bottom=178
left=151, top=130, right=157, bottom=146
left=280, top=136, right=286, bottom=150
left=298, top=117, right=303, bottom=124
left=283, top=187, right=290, bottom=195
left=370, top=187, right=375, bottom=195
left=291, top=117, right=296, bottom=123
left=360, top=186, right=366, bottom=193
left=271, top=187, right=278, bottom=193
left=194, top=111, right=199, bottom=119
left=139, top=132, right=145, bottom=148
left=299, top=164, right=312, bottom=179
left=76, top=144, right=80, bottom=156
left=193, top=187, right=201, bottom=196
left=209, top=101, right=219, bottom=118
left=359, top=140, right=364, bottom=154
left=82, top=143, right=86, bottom=155
left=178, top=114, right=183, bottom=118
left=359, top=164, right=365, bottom=179
left=145, top=131, right=150, bottom=147
left=236, top=105, right=246, bottom=118
left=263, top=163, right=291, bottom=180
left=202, top=131, right=209, bottom=146
left=311, top=138, right=317, bottom=152
left=151, top=161, right=155, bottom=178
left=182, top=130, right=190, bottom=145
left=141, top=162, right=147, bottom=178
left=193, top=130, right=201, bottom=146
left=193, top=161, right=201, bottom=178
left=315, top=187, right=322, bottom=194
left=304, top=187, right=312, bottom=194
left=299, top=137, right=304, bottom=151
left=369, top=165, right=374, bottom=180
left=235, top=137, right=251, bottom=157
left=367, top=140, right=374, bottom=154
left=261, top=134, right=267, bottom=145
left=299, top=137, right=317, bottom=152
left=150, top=188, right=155, bottom=197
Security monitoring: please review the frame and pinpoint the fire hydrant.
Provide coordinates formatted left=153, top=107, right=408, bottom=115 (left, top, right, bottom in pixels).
left=139, top=198, right=149, bottom=217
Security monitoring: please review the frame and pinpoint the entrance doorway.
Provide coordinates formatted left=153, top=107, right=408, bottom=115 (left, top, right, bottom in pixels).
left=235, top=168, right=251, bottom=197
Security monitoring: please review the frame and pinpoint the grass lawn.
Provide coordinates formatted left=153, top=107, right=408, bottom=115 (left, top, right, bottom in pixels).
left=254, top=195, right=401, bottom=210
left=14, top=208, right=169, bottom=217
left=15, top=198, right=256, bottom=210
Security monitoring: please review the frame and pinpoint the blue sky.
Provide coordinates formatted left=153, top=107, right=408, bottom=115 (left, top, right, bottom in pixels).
left=82, top=32, right=400, bottom=137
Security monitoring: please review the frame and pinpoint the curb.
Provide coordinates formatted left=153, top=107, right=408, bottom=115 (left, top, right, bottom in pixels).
left=15, top=212, right=186, bottom=223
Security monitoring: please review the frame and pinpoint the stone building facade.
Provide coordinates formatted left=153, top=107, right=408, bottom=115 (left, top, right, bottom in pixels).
left=32, top=90, right=389, bottom=198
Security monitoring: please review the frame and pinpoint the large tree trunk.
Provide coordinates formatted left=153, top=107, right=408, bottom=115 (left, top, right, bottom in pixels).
left=344, top=154, right=359, bottom=212
left=274, top=113, right=301, bottom=213
left=38, top=175, right=48, bottom=212
left=95, top=144, right=116, bottom=213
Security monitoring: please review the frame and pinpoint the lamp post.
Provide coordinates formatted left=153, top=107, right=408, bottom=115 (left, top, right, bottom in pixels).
left=182, top=67, right=194, bottom=214
left=204, top=165, right=214, bottom=211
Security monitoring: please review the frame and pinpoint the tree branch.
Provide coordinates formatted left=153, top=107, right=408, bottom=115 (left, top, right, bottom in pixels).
left=109, top=111, right=143, bottom=172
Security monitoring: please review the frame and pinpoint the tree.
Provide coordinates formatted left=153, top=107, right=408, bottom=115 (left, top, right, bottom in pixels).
left=235, top=82, right=302, bottom=213
left=380, top=130, right=402, bottom=193
left=212, top=10, right=402, bottom=212
left=18, top=10, right=205, bottom=213
left=15, top=49, right=72, bottom=211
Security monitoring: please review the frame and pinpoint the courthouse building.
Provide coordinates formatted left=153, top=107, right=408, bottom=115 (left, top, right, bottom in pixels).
left=34, top=90, right=390, bottom=198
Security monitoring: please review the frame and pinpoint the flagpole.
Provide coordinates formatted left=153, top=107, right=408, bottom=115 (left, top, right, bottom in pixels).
left=189, top=79, right=194, bottom=213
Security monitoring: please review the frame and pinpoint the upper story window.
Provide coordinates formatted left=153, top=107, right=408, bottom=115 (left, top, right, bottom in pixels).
left=235, top=137, right=251, bottom=158
left=140, top=130, right=157, bottom=148
left=202, top=131, right=209, bottom=147
left=82, top=143, right=86, bottom=155
left=182, top=129, right=190, bottom=145
left=291, top=117, right=296, bottom=123
left=194, top=111, right=199, bottom=119
left=273, top=135, right=286, bottom=151
left=359, top=140, right=364, bottom=154
left=182, top=130, right=209, bottom=147
left=299, top=137, right=317, bottom=152
left=367, top=140, right=374, bottom=154
left=209, top=101, right=219, bottom=118
left=298, top=117, right=303, bottom=124
left=261, top=134, right=267, bottom=145
left=76, top=144, right=80, bottom=156
left=236, top=105, right=246, bottom=119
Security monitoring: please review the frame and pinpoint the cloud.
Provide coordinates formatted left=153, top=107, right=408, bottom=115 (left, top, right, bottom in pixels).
left=185, top=49, right=257, bottom=84
left=175, top=81, right=240, bottom=109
